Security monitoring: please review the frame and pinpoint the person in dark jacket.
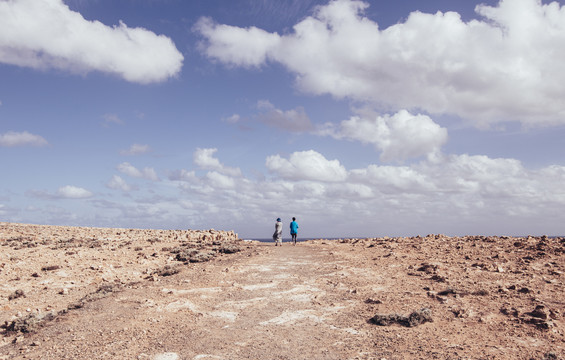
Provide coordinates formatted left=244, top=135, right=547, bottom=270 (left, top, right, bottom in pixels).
left=273, top=218, right=283, bottom=246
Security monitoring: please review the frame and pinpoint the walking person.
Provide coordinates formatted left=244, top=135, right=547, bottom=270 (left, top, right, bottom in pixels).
left=273, top=218, right=283, bottom=246
left=290, top=217, right=299, bottom=246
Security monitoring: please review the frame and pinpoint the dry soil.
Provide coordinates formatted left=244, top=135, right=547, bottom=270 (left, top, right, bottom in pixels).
left=1, top=223, right=564, bottom=359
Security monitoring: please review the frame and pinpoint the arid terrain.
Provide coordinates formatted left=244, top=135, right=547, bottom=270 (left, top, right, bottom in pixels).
left=1, top=222, right=564, bottom=359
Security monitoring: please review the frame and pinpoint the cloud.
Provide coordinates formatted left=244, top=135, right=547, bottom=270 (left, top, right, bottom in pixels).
left=120, top=144, right=151, bottom=156
left=349, top=164, right=434, bottom=193
left=196, top=0, right=565, bottom=126
left=168, top=169, right=198, bottom=182
left=256, top=100, right=314, bottom=132
left=102, top=114, right=124, bottom=126
left=0, top=0, right=183, bottom=83
left=206, top=171, right=236, bottom=189
left=320, top=110, right=448, bottom=161
left=18, top=144, right=565, bottom=237
left=223, top=114, right=241, bottom=123
left=117, top=162, right=159, bottom=181
left=428, top=154, right=528, bottom=197
left=194, top=148, right=242, bottom=177
left=0, top=131, right=48, bottom=147
left=266, top=150, right=347, bottom=182
left=106, top=175, right=132, bottom=192
left=57, top=185, right=93, bottom=199
left=182, top=147, right=565, bottom=231
left=194, top=16, right=280, bottom=68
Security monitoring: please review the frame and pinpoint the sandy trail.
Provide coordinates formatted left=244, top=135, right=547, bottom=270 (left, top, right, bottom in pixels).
left=165, top=243, right=372, bottom=360
left=2, top=243, right=379, bottom=359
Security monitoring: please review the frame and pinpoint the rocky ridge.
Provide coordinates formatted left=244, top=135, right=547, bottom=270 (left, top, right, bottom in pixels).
left=0, top=222, right=241, bottom=338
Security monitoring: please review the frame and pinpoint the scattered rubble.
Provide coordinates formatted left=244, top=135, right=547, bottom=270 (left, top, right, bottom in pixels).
left=7, top=290, right=24, bottom=301
left=370, top=308, right=433, bottom=327
left=1, top=225, right=563, bottom=359
left=0, top=222, right=242, bottom=339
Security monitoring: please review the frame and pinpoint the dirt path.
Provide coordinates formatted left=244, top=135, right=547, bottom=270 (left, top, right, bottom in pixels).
left=2, top=237, right=564, bottom=360
left=2, top=243, right=379, bottom=360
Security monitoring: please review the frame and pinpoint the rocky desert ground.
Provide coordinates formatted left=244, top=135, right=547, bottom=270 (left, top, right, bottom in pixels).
left=0, top=222, right=564, bottom=359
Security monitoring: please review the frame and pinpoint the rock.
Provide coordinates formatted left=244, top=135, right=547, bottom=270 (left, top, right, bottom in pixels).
left=417, top=263, right=438, bottom=274
left=527, top=305, right=548, bottom=319
left=41, top=265, right=61, bottom=271
left=188, top=251, right=216, bottom=263
left=437, top=288, right=459, bottom=296
left=365, top=298, right=382, bottom=304
left=406, top=308, right=433, bottom=327
left=219, top=244, right=241, bottom=254
left=152, top=265, right=180, bottom=277
left=369, top=308, right=432, bottom=327
left=13, top=335, right=25, bottom=344
left=450, top=306, right=468, bottom=318
left=523, top=317, right=553, bottom=331
left=500, top=306, right=519, bottom=317
left=173, top=248, right=215, bottom=263
left=1, top=311, right=58, bottom=334
left=431, top=274, right=446, bottom=282
left=370, top=313, right=402, bottom=326
left=8, top=289, right=25, bottom=300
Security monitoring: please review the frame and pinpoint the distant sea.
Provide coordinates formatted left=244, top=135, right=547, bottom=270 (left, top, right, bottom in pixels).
left=248, top=235, right=563, bottom=243
left=248, top=238, right=341, bottom=243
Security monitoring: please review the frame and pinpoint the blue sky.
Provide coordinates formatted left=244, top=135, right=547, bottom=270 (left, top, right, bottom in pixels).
left=2, top=0, right=565, bottom=239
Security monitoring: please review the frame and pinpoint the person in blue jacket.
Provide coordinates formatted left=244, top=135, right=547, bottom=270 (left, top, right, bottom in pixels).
left=290, top=217, right=299, bottom=245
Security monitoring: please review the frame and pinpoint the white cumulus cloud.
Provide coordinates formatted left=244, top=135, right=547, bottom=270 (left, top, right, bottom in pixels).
left=102, top=114, right=124, bottom=126
left=194, top=148, right=242, bottom=177
left=57, top=185, right=93, bottom=199
left=350, top=164, right=434, bottom=193
left=194, top=16, right=281, bottom=68
left=266, top=150, right=347, bottom=182
left=117, top=162, right=159, bottom=181
left=206, top=171, right=236, bottom=189
left=320, top=110, right=448, bottom=161
left=0, top=131, right=48, bottom=147
left=0, top=0, right=183, bottom=83
left=223, top=114, right=241, bottom=124
left=196, top=0, right=565, bottom=126
left=106, top=175, right=132, bottom=192
left=257, top=100, right=314, bottom=132
left=120, top=144, right=151, bottom=156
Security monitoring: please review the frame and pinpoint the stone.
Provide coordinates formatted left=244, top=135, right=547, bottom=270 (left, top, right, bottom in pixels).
left=528, top=305, right=548, bottom=319
left=370, top=308, right=432, bottom=327
left=8, top=290, right=25, bottom=300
